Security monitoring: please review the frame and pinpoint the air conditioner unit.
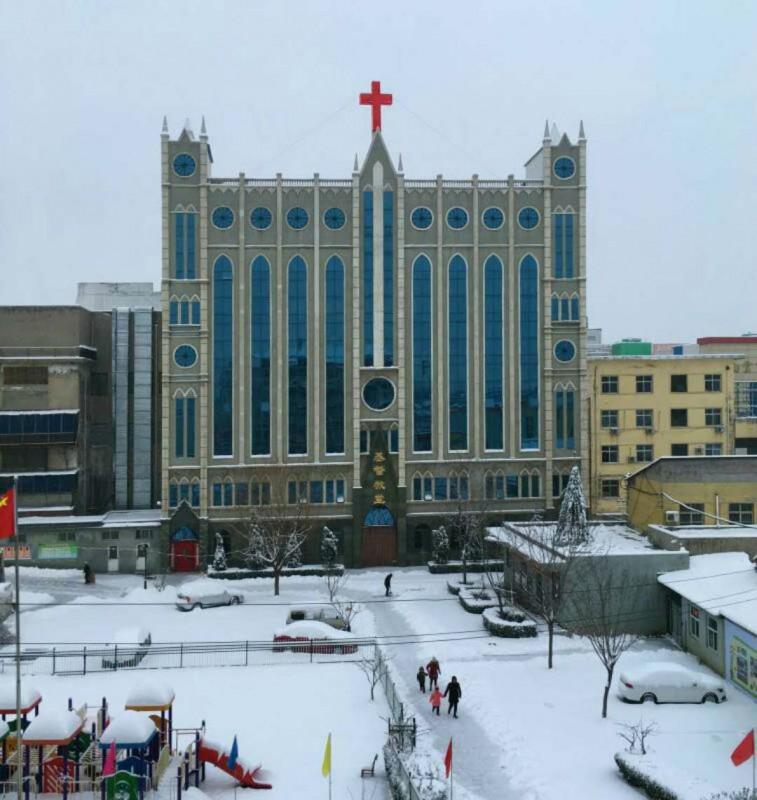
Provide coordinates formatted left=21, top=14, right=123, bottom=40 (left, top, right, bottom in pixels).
left=665, top=510, right=680, bottom=525
left=694, top=446, right=704, bottom=455
left=715, top=425, right=724, bottom=433
left=609, top=427, right=619, bottom=436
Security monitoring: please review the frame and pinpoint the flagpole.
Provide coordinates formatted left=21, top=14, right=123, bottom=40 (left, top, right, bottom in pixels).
left=13, top=475, right=22, bottom=800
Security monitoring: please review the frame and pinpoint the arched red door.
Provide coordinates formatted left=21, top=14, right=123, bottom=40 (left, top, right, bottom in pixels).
left=362, top=506, right=397, bottom=566
left=170, top=527, right=199, bottom=572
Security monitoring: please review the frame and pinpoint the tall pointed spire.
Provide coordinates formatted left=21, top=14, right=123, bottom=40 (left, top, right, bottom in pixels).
left=161, top=116, right=168, bottom=138
left=182, top=117, right=195, bottom=140
left=200, top=116, right=207, bottom=137
left=543, top=119, right=551, bottom=142
left=353, top=153, right=359, bottom=173
left=398, top=153, right=404, bottom=173
left=578, top=119, right=586, bottom=141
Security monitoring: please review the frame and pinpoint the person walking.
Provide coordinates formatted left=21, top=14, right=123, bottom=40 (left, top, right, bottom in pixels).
left=426, top=656, right=441, bottom=689
left=429, top=686, right=442, bottom=716
left=416, top=666, right=427, bottom=693
left=443, top=676, right=462, bottom=718
left=384, top=573, right=393, bottom=597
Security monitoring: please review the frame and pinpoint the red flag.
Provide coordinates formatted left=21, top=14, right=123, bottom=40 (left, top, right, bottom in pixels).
left=731, top=729, right=755, bottom=767
left=444, top=738, right=453, bottom=779
left=103, top=741, right=117, bottom=776
left=0, top=480, right=15, bottom=540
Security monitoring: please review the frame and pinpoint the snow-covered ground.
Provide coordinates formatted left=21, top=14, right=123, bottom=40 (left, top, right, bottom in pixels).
left=3, top=566, right=754, bottom=800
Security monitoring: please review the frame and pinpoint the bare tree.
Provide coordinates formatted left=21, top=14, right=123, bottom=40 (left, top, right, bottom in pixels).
left=617, top=719, right=657, bottom=755
left=355, top=649, right=390, bottom=701
left=245, top=477, right=312, bottom=596
left=567, top=562, right=641, bottom=718
left=322, top=572, right=361, bottom=631
left=442, top=496, right=488, bottom=584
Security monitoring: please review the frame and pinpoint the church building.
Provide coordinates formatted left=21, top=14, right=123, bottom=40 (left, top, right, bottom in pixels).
left=161, top=83, right=588, bottom=568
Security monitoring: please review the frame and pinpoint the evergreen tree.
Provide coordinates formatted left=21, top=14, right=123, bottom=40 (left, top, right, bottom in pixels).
left=320, top=526, right=339, bottom=567
left=212, top=532, right=227, bottom=572
left=431, top=525, right=449, bottom=564
left=555, top=465, right=589, bottom=546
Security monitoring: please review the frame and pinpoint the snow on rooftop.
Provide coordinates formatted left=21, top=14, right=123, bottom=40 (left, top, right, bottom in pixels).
left=100, top=711, right=157, bottom=746
left=23, top=710, right=82, bottom=744
left=486, top=522, right=659, bottom=563
left=658, top=552, right=757, bottom=633
left=125, top=682, right=175, bottom=709
left=0, top=682, right=41, bottom=712
left=0, top=720, right=8, bottom=739
left=651, top=524, right=757, bottom=540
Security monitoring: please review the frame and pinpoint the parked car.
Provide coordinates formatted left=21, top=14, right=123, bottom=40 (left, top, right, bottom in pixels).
left=102, top=627, right=152, bottom=668
left=273, top=620, right=358, bottom=654
left=618, top=662, right=727, bottom=704
left=175, top=581, right=244, bottom=611
left=285, top=604, right=351, bottom=631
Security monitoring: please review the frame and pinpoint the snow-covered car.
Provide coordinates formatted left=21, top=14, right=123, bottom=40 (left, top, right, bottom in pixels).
left=618, top=662, right=727, bottom=704
left=101, top=627, right=152, bottom=668
left=273, top=620, right=358, bottom=654
left=175, top=581, right=244, bottom=611
left=285, top=605, right=350, bottom=631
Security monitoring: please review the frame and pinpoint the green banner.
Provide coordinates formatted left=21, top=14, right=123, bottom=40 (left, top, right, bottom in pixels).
left=106, top=770, right=139, bottom=800
left=37, top=543, right=78, bottom=560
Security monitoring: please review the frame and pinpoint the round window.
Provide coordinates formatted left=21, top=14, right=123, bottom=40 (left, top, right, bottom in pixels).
left=553, top=157, right=576, bottom=180
left=286, top=207, right=309, bottom=230
left=174, top=345, right=198, bottom=368
left=250, top=206, right=272, bottom=230
left=554, top=340, right=576, bottom=363
left=411, top=206, right=433, bottom=230
left=363, top=378, right=395, bottom=411
left=173, top=153, right=196, bottom=177
left=323, top=207, right=346, bottom=230
left=212, top=206, right=234, bottom=229
left=518, top=207, right=540, bottom=230
left=446, top=207, right=469, bottom=229
left=482, top=206, right=504, bottom=230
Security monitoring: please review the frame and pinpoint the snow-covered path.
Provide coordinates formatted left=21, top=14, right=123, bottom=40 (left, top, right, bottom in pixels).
left=350, top=570, right=518, bottom=800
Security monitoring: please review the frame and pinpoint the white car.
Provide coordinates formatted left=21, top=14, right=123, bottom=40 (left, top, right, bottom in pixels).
left=175, top=581, right=244, bottom=611
left=286, top=605, right=351, bottom=631
left=618, top=662, right=727, bottom=704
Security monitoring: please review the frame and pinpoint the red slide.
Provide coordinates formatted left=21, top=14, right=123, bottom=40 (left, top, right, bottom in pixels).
left=198, top=740, right=272, bottom=790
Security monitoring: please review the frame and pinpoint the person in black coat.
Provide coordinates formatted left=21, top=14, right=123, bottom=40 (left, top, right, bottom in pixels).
left=443, top=676, right=462, bottom=718
left=416, top=666, right=427, bottom=693
left=384, top=573, right=393, bottom=597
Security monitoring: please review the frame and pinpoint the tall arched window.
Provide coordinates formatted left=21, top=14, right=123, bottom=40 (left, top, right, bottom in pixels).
left=553, top=212, right=574, bottom=278
left=174, top=211, right=197, bottom=279
left=412, top=255, right=432, bottom=452
left=325, top=256, right=345, bottom=454
left=570, top=295, right=579, bottom=322
left=555, top=383, right=576, bottom=450
left=519, top=255, right=539, bottom=449
left=363, top=190, right=374, bottom=366
left=250, top=256, right=271, bottom=455
left=213, top=256, right=233, bottom=456
left=448, top=255, right=468, bottom=451
left=288, top=256, right=308, bottom=454
left=484, top=255, right=504, bottom=450
left=383, top=190, right=394, bottom=366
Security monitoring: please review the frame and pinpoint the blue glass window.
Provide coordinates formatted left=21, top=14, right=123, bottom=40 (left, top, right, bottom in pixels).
left=286, top=207, right=309, bottom=230
left=213, top=256, right=233, bottom=456
left=173, top=153, right=196, bottom=177
left=250, top=206, right=272, bottom=230
left=223, top=483, right=233, bottom=506
left=190, top=483, right=199, bottom=507
left=363, top=378, right=395, bottom=411
left=554, top=340, right=576, bottom=363
left=175, top=397, right=184, bottom=458
left=553, top=213, right=574, bottom=278
left=186, top=214, right=196, bottom=278
left=251, top=256, right=271, bottom=455
left=434, top=477, right=447, bottom=500
left=384, top=191, right=394, bottom=366
left=553, top=156, right=575, bottom=179
left=325, top=480, right=335, bottom=504
left=236, top=483, right=248, bottom=506
left=174, top=345, right=197, bottom=368
left=191, top=299, right=200, bottom=325
left=325, top=256, right=345, bottom=454
left=212, top=207, right=234, bottom=230
left=446, top=207, right=468, bottom=229
left=484, top=255, right=504, bottom=450
left=483, top=207, right=504, bottom=230
left=519, top=255, right=539, bottom=449
left=179, top=483, right=189, bottom=503
left=560, top=297, right=570, bottom=321
left=324, top=207, right=346, bottom=230
left=175, top=215, right=184, bottom=278
left=363, top=191, right=373, bottom=366
left=551, top=295, right=559, bottom=321
left=288, top=256, right=308, bottom=454
left=412, top=255, right=432, bottom=451
left=180, top=299, right=189, bottom=324
left=169, top=301, right=179, bottom=325
left=555, top=388, right=575, bottom=449
left=448, top=255, right=468, bottom=450
left=411, top=207, right=433, bottom=230
left=186, top=396, right=195, bottom=457
left=310, top=481, right=323, bottom=504
left=570, top=296, right=579, bottom=321
left=212, top=483, right=222, bottom=507
left=389, top=428, right=399, bottom=453
left=169, top=484, right=178, bottom=507
left=360, top=429, right=368, bottom=454
left=174, top=213, right=197, bottom=279
left=518, top=207, right=540, bottom=230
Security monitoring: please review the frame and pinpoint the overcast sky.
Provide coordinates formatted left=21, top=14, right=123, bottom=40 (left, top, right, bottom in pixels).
left=1, top=0, right=755, bottom=342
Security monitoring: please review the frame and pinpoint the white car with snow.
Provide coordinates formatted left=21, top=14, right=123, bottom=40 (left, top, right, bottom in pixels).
left=618, top=662, right=727, bottom=704
left=273, top=620, right=358, bottom=654
left=285, top=605, right=351, bottom=631
left=175, top=581, right=244, bottom=611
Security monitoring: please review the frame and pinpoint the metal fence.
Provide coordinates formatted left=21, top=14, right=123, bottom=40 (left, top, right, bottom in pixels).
left=0, top=637, right=381, bottom=676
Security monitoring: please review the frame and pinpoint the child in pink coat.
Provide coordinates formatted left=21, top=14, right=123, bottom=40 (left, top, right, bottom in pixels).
left=429, top=686, right=442, bottom=716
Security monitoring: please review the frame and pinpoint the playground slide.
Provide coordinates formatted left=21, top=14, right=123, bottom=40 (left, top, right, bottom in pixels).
left=198, top=740, right=272, bottom=790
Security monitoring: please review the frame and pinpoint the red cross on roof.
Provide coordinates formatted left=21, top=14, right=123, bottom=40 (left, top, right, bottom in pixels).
left=359, top=81, right=393, bottom=133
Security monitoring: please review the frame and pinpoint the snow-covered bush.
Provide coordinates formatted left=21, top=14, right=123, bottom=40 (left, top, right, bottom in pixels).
left=446, top=578, right=476, bottom=595
left=458, top=586, right=498, bottom=614
left=431, top=525, right=449, bottom=564
left=211, top=533, right=227, bottom=572
left=383, top=744, right=447, bottom=800
left=482, top=606, right=537, bottom=638
left=614, top=754, right=679, bottom=800
left=320, top=526, right=338, bottom=568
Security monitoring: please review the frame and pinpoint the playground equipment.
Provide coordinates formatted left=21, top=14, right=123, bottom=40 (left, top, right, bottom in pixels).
left=198, top=739, right=272, bottom=790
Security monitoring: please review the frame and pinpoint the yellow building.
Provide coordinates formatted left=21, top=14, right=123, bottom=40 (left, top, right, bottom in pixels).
left=588, top=354, right=740, bottom=514
left=626, top=455, right=757, bottom=531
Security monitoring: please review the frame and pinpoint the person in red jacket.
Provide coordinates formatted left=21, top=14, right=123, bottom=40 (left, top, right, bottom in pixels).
left=426, top=656, right=441, bottom=689
left=429, top=686, right=442, bottom=716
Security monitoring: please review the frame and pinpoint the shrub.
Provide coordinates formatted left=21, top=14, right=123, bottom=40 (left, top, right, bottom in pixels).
left=614, top=754, right=680, bottom=800
left=383, top=744, right=447, bottom=800
left=207, top=565, right=344, bottom=580
left=482, top=606, right=537, bottom=638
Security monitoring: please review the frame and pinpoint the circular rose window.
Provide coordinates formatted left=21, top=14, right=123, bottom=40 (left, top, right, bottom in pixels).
left=363, top=378, right=395, bottom=411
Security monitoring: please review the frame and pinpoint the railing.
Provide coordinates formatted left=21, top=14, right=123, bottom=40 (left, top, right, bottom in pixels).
left=0, top=637, right=380, bottom=676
